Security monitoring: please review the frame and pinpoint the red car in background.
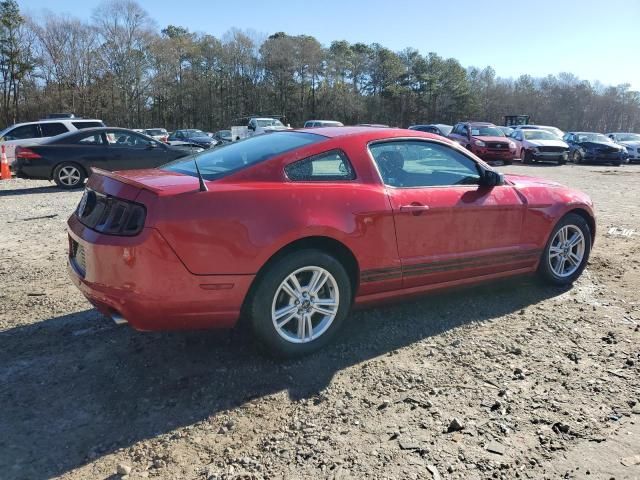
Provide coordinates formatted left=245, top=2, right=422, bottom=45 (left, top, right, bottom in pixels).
left=67, top=127, right=595, bottom=357
left=448, top=121, right=516, bottom=165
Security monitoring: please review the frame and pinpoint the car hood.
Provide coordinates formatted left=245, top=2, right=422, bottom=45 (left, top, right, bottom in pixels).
left=503, top=174, right=563, bottom=188
left=618, top=140, right=640, bottom=148
left=525, top=139, right=568, bottom=148
left=577, top=141, right=622, bottom=150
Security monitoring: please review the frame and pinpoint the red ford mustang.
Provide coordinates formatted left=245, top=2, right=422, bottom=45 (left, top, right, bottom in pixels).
left=67, top=127, right=595, bottom=357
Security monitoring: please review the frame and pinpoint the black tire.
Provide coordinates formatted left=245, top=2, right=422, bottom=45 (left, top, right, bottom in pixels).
left=247, top=249, right=353, bottom=358
left=503, top=160, right=513, bottom=166
left=538, top=213, right=591, bottom=286
left=53, top=162, right=86, bottom=189
left=523, top=150, right=533, bottom=164
left=613, top=162, right=622, bottom=167
left=572, top=150, right=582, bottom=164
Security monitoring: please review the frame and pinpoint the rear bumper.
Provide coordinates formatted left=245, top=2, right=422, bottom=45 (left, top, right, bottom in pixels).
left=67, top=215, right=254, bottom=331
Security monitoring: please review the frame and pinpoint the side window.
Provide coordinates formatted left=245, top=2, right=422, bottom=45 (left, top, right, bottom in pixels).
left=370, top=141, right=481, bottom=188
left=76, top=133, right=104, bottom=145
left=286, top=150, right=355, bottom=181
left=108, top=130, right=152, bottom=148
left=4, top=124, right=40, bottom=140
left=462, top=125, right=470, bottom=137
left=40, top=122, right=69, bottom=137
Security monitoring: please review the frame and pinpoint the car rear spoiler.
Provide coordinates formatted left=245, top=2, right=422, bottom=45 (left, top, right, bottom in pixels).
left=90, top=168, right=163, bottom=194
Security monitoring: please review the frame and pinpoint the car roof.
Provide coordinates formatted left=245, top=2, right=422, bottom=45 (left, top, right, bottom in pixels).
left=7, top=118, right=102, bottom=128
left=295, top=126, right=446, bottom=143
left=461, top=121, right=495, bottom=126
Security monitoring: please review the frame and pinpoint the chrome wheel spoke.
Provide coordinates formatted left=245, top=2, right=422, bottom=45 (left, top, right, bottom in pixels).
left=274, top=304, right=297, bottom=321
left=312, top=305, right=336, bottom=316
left=281, top=279, right=299, bottom=300
left=277, top=311, right=298, bottom=328
left=308, top=270, right=328, bottom=295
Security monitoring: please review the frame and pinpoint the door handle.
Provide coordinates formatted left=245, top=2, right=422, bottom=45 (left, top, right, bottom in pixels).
left=400, top=203, right=430, bottom=216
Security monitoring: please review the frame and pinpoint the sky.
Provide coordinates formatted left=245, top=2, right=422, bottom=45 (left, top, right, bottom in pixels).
left=23, top=0, right=640, bottom=90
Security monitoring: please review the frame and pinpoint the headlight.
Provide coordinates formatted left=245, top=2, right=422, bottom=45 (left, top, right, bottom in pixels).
left=474, top=140, right=486, bottom=147
left=508, top=141, right=516, bottom=149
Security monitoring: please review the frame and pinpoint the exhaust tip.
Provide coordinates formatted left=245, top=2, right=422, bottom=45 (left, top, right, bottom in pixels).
left=111, top=313, right=128, bottom=325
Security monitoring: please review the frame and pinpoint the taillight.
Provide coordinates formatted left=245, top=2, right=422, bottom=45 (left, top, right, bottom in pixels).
left=76, top=188, right=146, bottom=236
left=16, top=147, right=41, bottom=159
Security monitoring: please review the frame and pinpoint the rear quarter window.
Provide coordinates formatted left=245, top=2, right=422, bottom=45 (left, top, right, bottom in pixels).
left=40, top=122, right=69, bottom=137
left=286, top=150, right=355, bottom=181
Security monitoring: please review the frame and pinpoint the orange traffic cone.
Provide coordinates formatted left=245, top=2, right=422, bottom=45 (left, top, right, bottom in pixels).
left=1, top=144, right=10, bottom=180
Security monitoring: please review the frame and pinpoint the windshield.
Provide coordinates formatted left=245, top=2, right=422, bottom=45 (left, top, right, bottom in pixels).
left=145, top=129, right=166, bottom=136
left=523, top=130, right=558, bottom=141
left=470, top=126, right=505, bottom=137
left=184, top=129, right=206, bottom=138
left=437, top=125, right=453, bottom=136
left=256, top=119, right=284, bottom=128
left=163, top=131, right=323, bottom=181
left=218, top=130, right=232, bottom=139
left=576, top=133, right=611, bottom=143
left=538, top=126, right=562, bottom=137
left=615, top=133, right=640, bottom=142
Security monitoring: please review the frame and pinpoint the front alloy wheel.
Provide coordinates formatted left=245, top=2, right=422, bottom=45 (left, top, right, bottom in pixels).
left=538, top=213, right=591, bottom=285
left=547, top=225, right=585, bottom=278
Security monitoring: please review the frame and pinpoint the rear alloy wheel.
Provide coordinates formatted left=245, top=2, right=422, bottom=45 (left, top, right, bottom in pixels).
left=53, top=163, right=85, bottom=189
left=538, top=213, right=591, bottom=286
left=248, top=249, right=352, bottom=357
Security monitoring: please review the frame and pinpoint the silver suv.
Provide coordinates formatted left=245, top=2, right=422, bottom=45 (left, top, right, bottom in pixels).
left=0, top=118, right=104, bottom=165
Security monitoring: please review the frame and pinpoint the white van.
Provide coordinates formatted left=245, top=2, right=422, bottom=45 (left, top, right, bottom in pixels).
left=0, top=118, right=105, bottom=165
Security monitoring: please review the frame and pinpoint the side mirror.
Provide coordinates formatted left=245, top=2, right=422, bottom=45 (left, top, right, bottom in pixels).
left=481, top=169, right=504, bottom=187
left=248, top=124, right=255, bottom=131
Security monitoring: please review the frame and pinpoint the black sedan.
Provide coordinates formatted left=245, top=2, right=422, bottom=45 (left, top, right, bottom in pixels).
left=14, top=127, right=193, bottom=188
left=168, top=129, right=217, bottom=149
left=407, top=124, right=453, bottom=137
left=564, top=132, right=628, bottom=166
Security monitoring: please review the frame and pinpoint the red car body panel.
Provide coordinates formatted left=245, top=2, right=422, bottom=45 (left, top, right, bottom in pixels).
left=67, top=127, right=595, bottom=331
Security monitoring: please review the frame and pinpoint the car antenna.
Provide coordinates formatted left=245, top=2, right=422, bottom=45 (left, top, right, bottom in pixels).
left=193, top=157, right=208, bottom=192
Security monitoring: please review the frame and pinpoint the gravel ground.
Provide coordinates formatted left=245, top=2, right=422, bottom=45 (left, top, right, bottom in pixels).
left=0, top=163, right=639, bottom=480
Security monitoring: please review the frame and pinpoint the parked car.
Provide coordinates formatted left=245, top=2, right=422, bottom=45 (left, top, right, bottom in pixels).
left=514, top=124, right=564, bottom=139
left=144, top=128, right=169, bottom=143
left=14, top=127, right=192, bottom=189
left=563, top=132, right=628, bottom=165
left=448, top=121, right=516, bottom=165
left=168, top=129, right=217, bottom=149
left=408, top=124, right=453, bottom=137
left=67, top=127, right=594, bottom=357
left=607, top=132, right=640, bottom=163
left=357, top=123, right=390, bottom=127
left=497, top=126, right=514, bottom=137
left=213, top=130, right=233, bottom=144
left=510, top=129, right=569, bottom=164
left=303, top=120, right=344, bottom=128
left=230, top=116, right=291, bottom=141
left=0, top=117, right=105, bottom=165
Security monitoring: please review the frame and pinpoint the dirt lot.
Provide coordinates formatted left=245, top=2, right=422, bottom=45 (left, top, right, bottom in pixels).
left=1, top=163, right=639, bottom=480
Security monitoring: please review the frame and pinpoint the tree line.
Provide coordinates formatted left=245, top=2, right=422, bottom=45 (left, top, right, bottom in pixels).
left=1, top=0, right=639, bottom=133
